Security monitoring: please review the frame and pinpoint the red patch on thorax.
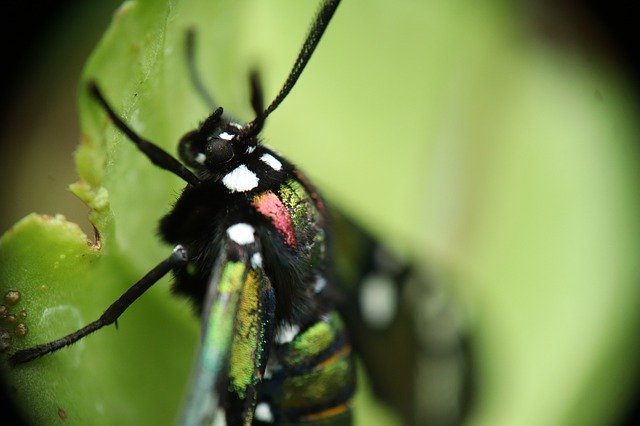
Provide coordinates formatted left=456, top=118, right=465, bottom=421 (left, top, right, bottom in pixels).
left=252, top=191, right=297, bottom=248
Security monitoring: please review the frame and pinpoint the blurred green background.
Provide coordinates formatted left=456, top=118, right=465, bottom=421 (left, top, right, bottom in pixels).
left=1, top=1, right=639, bottom=425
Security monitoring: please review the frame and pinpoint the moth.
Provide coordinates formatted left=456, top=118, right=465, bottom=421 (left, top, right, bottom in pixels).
left=10, top=1, right=470, bottom=424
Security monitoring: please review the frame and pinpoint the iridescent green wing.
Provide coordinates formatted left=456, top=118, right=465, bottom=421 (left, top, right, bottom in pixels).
left=181, top=226, right=275, bottom=426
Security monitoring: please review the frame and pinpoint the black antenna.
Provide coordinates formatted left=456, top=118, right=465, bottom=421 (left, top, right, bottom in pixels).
left=243, top=0, right=341, bottom=138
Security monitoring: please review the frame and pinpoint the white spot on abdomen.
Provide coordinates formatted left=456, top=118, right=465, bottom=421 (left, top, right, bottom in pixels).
left=255, top=402, right=274, bottom=423
left=260, top=153, right=282, bottom=171
left=275, top=323, right=300, bottom=344
left=226, top=223, right=255, bottom=245
left=222, top=164, right=259, bottom=192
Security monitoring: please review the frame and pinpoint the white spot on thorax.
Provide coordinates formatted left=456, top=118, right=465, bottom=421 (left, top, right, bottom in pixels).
left=246, top=145, right=256, bottom=154
left=255, top=402, right=274, bottom=423
left=260, top=153, right=282, bottom=171
left=219, top=131, right=234, bottom=141
left=275, top=323, right=300, bottom=344
left=226, top=223, right=255, bottom=245
left=230, top=122, right=242, bottom=129
left=222, top=164, right=259, bottom=192
left=360, top=274, right=398, bottom=329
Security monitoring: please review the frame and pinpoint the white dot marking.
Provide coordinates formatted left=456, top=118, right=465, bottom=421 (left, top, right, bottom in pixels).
left=219, top=131, right=234, bottom=141
left=195, top=153, right=206, bottom=165
left=251, top=252, right=263, bottom=268
left=226, top=223, right=255, bottom=245
left=263, top=364, right=273, bottom=379
left=260, top=153, right=282, bottom=171
left=213, top=410, right=226, bottom=426
left=246, top=145, right=256, bottom=154
left=314, top=276, right=327, bottom=293
left=222, top=164, right=259, bottom=192
left=255, top=402, right=274, bottom=423
left=360, top=274, right=397, bottom=329
left=275, top=323, right=300, bottom=344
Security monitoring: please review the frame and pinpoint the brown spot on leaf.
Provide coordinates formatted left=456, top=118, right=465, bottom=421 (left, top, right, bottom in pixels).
left=0, top=329, right=11, bottom=352
left=15, top=323, right=28, bottom=337
left=4, top=290, right=21, bottom=305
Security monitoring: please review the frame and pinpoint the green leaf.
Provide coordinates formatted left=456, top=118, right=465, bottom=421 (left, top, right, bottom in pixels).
left=1, top=214, right=197, bottom=424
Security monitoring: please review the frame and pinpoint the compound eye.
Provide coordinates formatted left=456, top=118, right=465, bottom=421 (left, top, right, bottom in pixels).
left=206, top=138, right=234, bottom=164
left=178, top=130, right=206, bottom=167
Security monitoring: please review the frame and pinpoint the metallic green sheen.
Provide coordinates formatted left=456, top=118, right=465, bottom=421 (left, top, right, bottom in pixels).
left=183, top=260, right=245, bottom=426
left=204, top=261, right=244, bottom=358
left=285, top=313, right=341, bottom=366
left=281, top=356, right=353, bottom=409
left=229, top=270, right=263, bottom=398
left=278, top=179, right=319, bottom=239
left=276, top=314, right=353, bottom=410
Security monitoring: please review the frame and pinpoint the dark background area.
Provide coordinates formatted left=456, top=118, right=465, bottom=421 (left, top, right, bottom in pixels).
left=0, top=1, right=637, bottom=425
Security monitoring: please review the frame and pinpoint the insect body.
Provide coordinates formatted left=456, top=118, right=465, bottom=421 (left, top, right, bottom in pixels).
left=10, top=1, right=355, bottom=424
left=167, top=125, right=356, bottom=425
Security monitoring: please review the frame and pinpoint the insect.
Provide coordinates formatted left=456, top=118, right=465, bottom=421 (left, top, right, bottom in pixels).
left=9, top=0, right=471, bottom=424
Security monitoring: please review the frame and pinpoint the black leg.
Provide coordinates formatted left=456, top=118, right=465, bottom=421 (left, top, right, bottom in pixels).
left=186, top=28, right=217, bottom=109
left=88, top=82, right=201, bottom=186
left=9, top=245, right=188, bottom=365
